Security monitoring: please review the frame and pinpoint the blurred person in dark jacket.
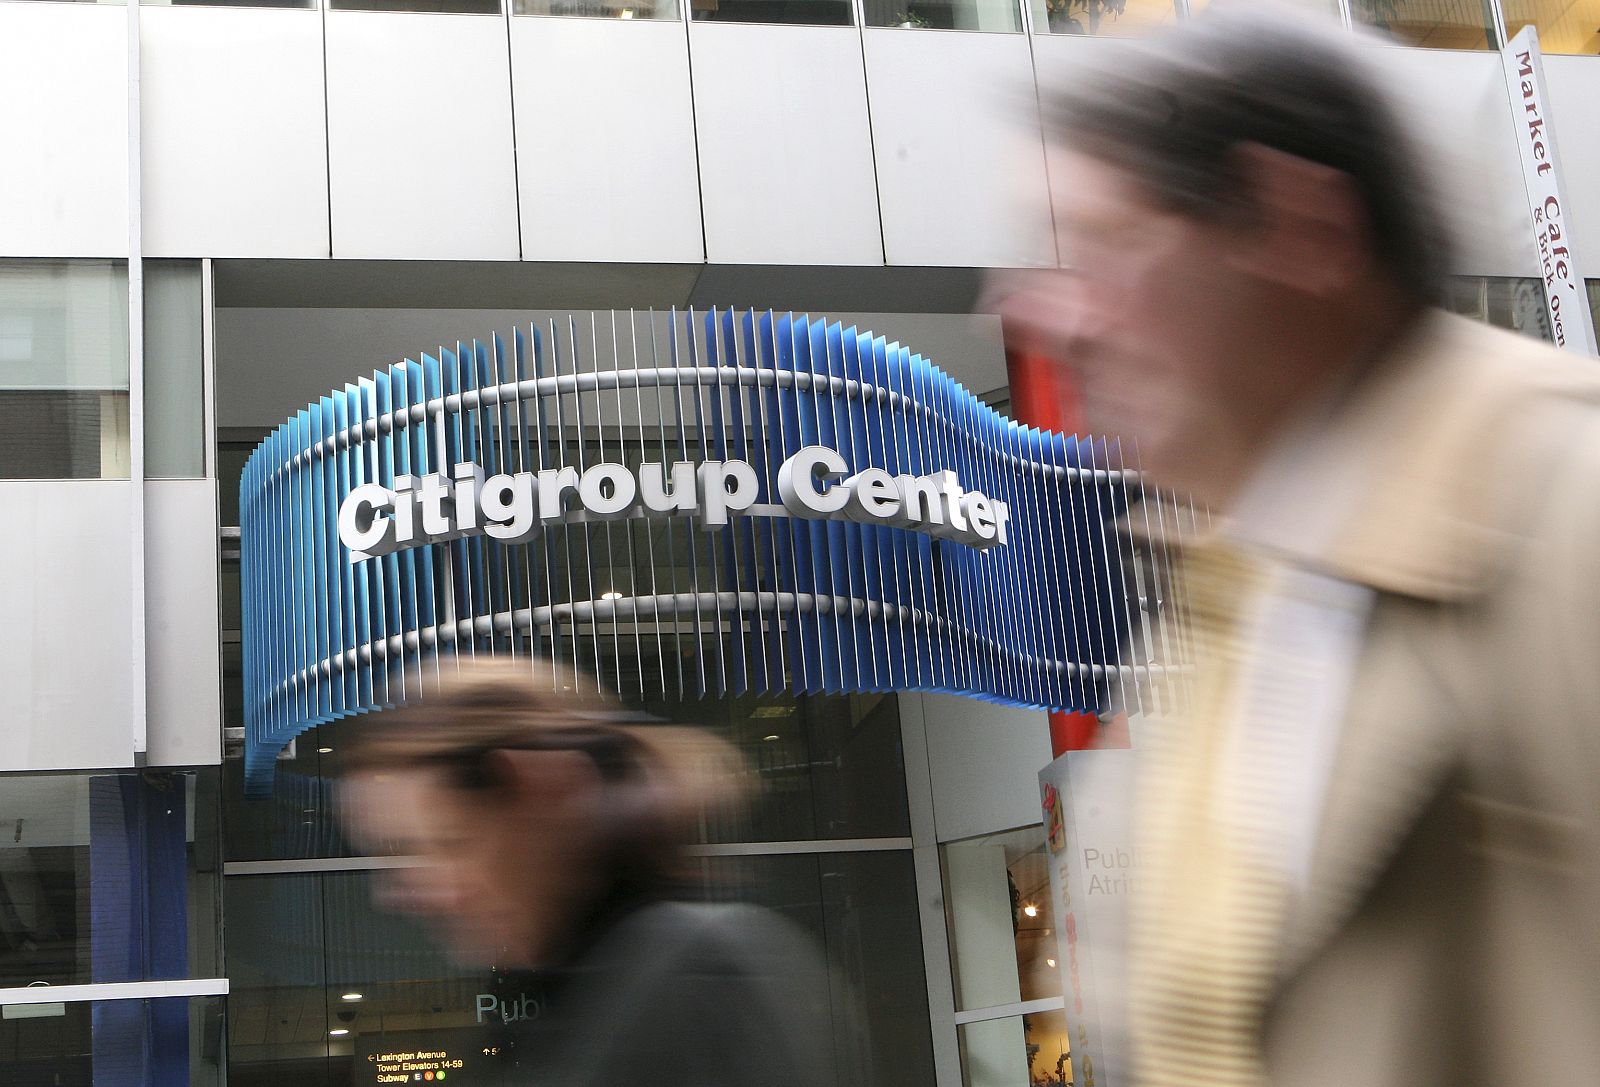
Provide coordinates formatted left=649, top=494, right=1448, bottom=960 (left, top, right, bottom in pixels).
left=339, top=658, right=834, bottom=1087
left=996, top=8, right=1600, bottom=1087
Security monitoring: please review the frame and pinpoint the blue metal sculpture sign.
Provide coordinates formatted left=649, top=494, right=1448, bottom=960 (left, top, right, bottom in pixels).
left=239, top=309, right=1140, bottom=792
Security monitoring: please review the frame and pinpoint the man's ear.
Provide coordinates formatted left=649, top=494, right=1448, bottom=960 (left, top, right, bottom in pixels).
left=1224, top=141, right=1371, bottom=297
left=482, top=747, right=600, bottom=814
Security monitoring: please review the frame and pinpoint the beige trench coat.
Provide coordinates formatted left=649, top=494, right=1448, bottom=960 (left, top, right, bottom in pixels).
left=1135, top=311, right=1600, bottom=1087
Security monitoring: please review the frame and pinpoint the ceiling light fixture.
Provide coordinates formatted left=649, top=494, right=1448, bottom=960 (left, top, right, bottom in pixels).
left=329, top=1028, right=350, bottom=1037
left=1023, top=903, right=1039, bottom=918
left=1047, top=958, right=1057, bottom=969
left=341, top=993, right=363, bottom=1002
left=762, top=734, right=781, bottom=742
left=600, top=590, right=623, bottom=601
left=317, top=747, right=334, bottom=755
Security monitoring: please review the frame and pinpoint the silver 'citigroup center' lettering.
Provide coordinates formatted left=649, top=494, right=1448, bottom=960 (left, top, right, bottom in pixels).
left=337, top=444, right=1011, bottom=561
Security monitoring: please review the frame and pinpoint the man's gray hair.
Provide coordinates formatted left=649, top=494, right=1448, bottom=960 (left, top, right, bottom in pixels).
left=1046, top=7, right=1452, bottom=303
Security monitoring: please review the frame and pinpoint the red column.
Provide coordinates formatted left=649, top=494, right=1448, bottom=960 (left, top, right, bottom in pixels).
left=1004, top=338, right=1102, bottom=758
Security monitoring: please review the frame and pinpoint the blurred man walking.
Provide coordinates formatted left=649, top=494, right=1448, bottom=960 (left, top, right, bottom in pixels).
left=1001, top=10, right=1600, bottom=1086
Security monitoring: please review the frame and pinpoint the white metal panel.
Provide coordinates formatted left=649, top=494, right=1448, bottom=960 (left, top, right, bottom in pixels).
left=866, top=29, right=1054, bottom=269
left=1371, top=46, right=1534, bottom=278
left=1536, top=55, right=1600, bottom=272
left=512, top=18, right=702, bottom=263
left=0, top=6, right=127, bottom=258
left=145, top=480, right=222, bottom=767
left=896, top=695, right=965, bottom=1087
left=944, top=841, right=1028, bottom=1013
left=325, top=12, right=520, bottom=260
left=1030, top=33, right=1102, bottom=273
left=689, top=24, right=883, bottom=266
left=0, top=483, right=135, bottom=772
left=141, top=9, right=330, bottom=259
left=916, top=691, right=1052, bottom=842
left=0, top=979, right=229, bottom=1004
left=1033, top=37, right=1535, bottom=279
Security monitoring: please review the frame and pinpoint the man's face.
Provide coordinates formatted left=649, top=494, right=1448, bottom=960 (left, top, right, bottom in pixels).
left=341, top=759, right=599, bottom=968
left=999, top=152, right=1270, bottom=491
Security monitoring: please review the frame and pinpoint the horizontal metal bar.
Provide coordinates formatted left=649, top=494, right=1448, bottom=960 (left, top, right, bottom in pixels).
left=685, top=838, right=914, bottom=856
left=224, top=839, right=914, bottom=876
left=269, top=592, right=1173, bottom=706
left=222, top=856, right=432, bottom=876
left=952, top=996, right=1065, bottom=1026
left=0, top=978, right=230, bottom=1006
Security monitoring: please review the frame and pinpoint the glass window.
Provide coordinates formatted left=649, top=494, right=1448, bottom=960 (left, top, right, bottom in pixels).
left=143, top=0, right=315, bottom=8
left=700, top=851, right=934, bottom=1087
left=648, top=689, right=913, bottom=844
left=1349, top=0, right=1498, bottom=50
left=1443, top=275, right=1554, bottom=343
left=0, top=995, right=226, bottom=1086
left=15, top=0, right=314, bottom=6
left=1027, top=0, right=1176, bottom=37
left=224, top=871, right=491, bottom=1087
left=864, top=0, right=1021, bottom=31
left=329, top=0, right=500, bottom=12
left=515, top=0, right=677, bottom=15
left=941, top=825, right=1056, bottom=1011
left=0, top=770, right=221, bottom=989
left=690, top=0, right=854, bottom=25
left=0, top=260, right=130, bottom=481
left=145, top=260, right=206, bottom=480
left=1588, top=279, right=1600, bottom=337
left=1187, top=0, right=1341, bottom=17
left=225, top=852, right=932, bottom=1087
left=1503, top=0, right=1600, bottom=54
left=958, top=1007, right=1071, bottom=1087
left=221, top=689, right=910, bottom=862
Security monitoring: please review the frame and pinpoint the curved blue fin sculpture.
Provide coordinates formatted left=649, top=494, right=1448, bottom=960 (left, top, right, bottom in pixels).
left=239, top=309, right=1144, bottom=794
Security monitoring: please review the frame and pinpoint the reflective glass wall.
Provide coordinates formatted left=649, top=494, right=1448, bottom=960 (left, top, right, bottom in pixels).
left=0, top=995, right=226, bottom=1087
left=1026, top=0, right=1177, bottom=37
left=0, top=769, right=224, bottom=1084
left=25, top=0, right=1600, bottom=52
left=0, top=258, right=206, bottom=481
left=939, top=825, right=1068, bottom=1087
left=1350, top=0, right=1499, bottom=49
left=225, top=853, right=930, bottom=1087
left=0, top=261, right=130, bottom=480
left=1504, top=0, right=1600, bottom=53
left=1443, top=275, right=1560, bottom=343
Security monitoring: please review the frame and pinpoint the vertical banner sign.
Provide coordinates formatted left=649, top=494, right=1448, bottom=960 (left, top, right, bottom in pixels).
left=1502, top=26, right=1598, bottom=356
left=1040, top=748, right=1138, bottom=1087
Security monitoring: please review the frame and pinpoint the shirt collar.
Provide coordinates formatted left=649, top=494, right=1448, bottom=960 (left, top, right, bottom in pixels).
left=1178, top=310, right=1595, bottom=601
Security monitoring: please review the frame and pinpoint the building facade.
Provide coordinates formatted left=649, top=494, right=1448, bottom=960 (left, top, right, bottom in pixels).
left=2, top=0, right=1598, bottom=1082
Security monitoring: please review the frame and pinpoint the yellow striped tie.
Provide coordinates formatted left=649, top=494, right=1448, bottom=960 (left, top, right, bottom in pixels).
left=1130, top=542, right=1288, bottom=1087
